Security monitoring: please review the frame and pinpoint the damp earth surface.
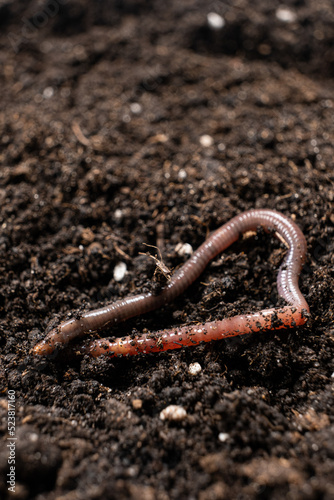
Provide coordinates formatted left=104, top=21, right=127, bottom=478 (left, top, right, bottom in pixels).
left=0, top=1, right=333, bottom=499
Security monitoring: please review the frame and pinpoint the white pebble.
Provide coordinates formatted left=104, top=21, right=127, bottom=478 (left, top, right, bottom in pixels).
left=207, top=12, right=225, bottom=30
left=130, top=102, right=142, bottom=114
left=114, top=208, right=123, bottom=221
left=218, top=432, right=229, bottom=442
left=331, top=372, right=334, bottom=379
left=175, top=242, right=193, bottom=257
left=178, top=168, right=187, bottom=180
left=276, top=7, right=297, bottom=23
left=159, top=405, right=187, bottom=421
left=28, top=432, right=39, bottom=442
left=188, top=362, right=202, bottom=376
left=199, top=134, right=214, bottom=147
left=43, top=86, right=54, bottom=99
left=113, top=262, right=127, bottom=282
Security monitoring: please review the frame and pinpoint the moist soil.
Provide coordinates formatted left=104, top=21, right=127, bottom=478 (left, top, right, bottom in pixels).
left=0, top=1, right=333, bottom=499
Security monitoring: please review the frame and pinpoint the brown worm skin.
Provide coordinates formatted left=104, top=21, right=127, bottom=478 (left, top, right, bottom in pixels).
left=33, top=209, right=309, bottom=358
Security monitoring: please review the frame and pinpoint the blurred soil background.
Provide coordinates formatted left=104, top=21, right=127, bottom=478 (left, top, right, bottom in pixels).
left=0, top=1, right=333, bottom=499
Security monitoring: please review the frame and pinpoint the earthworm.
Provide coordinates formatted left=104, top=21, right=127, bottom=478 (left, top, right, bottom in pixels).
left=33, top=209, right=309, bottom=358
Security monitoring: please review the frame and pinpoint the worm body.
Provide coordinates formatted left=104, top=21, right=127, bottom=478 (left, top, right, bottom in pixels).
left=33, top=209, right=309, bottom=358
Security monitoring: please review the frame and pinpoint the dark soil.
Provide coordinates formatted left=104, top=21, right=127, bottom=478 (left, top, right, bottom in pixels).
left=0, top=1, right=333, bottom=499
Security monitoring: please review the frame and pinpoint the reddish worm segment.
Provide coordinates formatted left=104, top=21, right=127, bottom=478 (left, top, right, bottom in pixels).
left=33, top=209, right=309, bottom=358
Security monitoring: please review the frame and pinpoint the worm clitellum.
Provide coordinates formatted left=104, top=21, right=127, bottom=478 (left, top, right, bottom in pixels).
left=33, top=209, right=309, bottom=358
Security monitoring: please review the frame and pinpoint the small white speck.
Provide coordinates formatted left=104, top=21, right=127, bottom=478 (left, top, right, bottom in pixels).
left=276, top=7, right=297, bottom=23
left=160, top=405, right=187, bottom=421
left=127, top=466, right=138, bottom=477
left=178, top=169, right=187, bottom=180
left=199, top=134, right=214, bottom=147
left=114, top=209, right=123, bottom=221
left=113, top=262, right=127, bottom=282
left=189, top=362, right=202, bottom=376
left=130, top=102, right=142, bottom=114
left=175, top=242, right=193, bottom=257
left=331, top=372, right=334, bottom=379
left=43, top=86, right=54, bottom=99
left=218, top=432, right=229, bottom=442
left=207, top=12, right=225, bottom=30
left=28, top=432, right=39, bottom=442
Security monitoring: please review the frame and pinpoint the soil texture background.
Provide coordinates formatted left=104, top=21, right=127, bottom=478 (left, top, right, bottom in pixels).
left=0, top=1, right=334, bottom=499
